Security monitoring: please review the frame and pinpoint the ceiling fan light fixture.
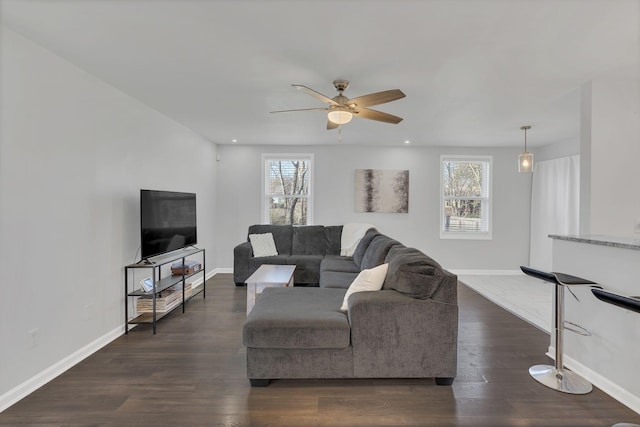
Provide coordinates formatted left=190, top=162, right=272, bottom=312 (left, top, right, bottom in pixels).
left=327, top=107, right=353, bottom=125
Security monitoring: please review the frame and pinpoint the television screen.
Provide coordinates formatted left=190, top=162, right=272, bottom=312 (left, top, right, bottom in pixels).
left=140, top=189, right=197, bottom=259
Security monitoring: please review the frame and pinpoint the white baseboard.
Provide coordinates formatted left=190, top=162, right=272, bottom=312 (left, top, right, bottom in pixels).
left=0, top=325, right=123, bottom=413
left=0, top=269, right=227, bottom=413
left=546, top=347, right=640, bottom=414
left=449, top=269, right=523, bottom=275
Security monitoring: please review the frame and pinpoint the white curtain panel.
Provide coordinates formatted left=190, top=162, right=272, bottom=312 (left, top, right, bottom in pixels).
left=529, top=155, right=580, bottom=271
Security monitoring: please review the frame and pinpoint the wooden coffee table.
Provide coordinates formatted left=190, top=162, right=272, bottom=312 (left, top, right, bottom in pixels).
left=245, top=264, right=295, bottom=315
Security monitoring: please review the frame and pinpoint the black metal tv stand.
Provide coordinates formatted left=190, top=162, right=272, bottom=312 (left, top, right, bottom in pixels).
left=124, top=247, right=205, bottom=334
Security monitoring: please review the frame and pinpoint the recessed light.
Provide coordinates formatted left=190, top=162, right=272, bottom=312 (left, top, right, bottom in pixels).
left=404, top=140, right=410, bottom=144
left=231, top=139, right=237, bottom=143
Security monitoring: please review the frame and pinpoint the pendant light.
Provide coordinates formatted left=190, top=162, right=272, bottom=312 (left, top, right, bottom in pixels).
left=518, top=125, right=534, bottom=173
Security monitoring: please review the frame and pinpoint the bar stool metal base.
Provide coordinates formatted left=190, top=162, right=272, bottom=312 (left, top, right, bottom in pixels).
left=529, top=364, right=593, bottom=394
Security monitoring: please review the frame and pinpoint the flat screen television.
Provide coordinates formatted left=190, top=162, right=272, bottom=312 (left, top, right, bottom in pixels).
left=140, top=189, right=197, bottom=259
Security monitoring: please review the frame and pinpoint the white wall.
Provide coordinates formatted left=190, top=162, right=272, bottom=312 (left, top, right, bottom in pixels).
left=580, top=82, right=593, bottom=236
left=0, top=28, right=217, bottom=403
left=586, top=61, right=640, bottom=236
left=215, top=144, right=531, bottom=271
left=536, top=138, right=580, bottom=163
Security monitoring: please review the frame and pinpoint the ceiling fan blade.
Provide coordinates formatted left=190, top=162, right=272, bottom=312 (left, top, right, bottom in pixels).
left=327, top=120, right=339, bottom=130
left=270, top=107, right=328, bottom=113
left=292, top=85, right=339, bottom=106
left=354, top=108, right=403, bottom=124
left=347, top=89, right=406, bottom=108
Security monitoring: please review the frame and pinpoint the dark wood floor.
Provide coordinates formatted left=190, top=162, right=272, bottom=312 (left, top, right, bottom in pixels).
left=1, top=274, right=639, bottom=426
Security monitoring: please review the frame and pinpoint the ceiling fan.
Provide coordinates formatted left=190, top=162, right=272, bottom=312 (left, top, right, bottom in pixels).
left=271, top=79, right=406, bottom=130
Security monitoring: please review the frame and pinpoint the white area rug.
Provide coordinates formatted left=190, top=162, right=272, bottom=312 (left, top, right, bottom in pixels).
left=457, top=273, right=553, bottom=333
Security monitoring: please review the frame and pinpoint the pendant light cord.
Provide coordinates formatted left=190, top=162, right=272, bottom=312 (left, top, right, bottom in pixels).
left=521, top=125, right=531, bottom=152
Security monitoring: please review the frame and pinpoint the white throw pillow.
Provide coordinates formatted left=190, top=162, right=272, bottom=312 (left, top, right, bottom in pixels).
left=249, top=233, right=278, bottom=257
left=340, top=263, right=389, bottom=311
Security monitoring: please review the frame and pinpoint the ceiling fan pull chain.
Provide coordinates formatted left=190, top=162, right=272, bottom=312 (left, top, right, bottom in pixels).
left=338, top=125, right=342, bottom=143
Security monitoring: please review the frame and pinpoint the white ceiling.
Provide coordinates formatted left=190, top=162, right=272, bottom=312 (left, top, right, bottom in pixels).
left=1, top=0, right=638, bottom=147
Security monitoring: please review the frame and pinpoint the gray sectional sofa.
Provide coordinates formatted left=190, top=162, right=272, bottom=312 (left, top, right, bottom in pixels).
left=238, top=225, right=459, bottom=387
left=234, top=224, right=343, bottom=286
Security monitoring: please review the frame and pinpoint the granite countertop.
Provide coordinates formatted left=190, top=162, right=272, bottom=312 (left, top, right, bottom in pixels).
left=549, top=234, right=640, bottom=251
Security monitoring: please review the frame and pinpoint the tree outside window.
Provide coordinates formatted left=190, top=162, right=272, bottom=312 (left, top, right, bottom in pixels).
left=441, top=156, right=492, bottom=239
left=263, top=155, right=313, bottom=225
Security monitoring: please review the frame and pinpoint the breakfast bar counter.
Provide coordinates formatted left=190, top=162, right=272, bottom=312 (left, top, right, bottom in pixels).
left=549, top=234, right=640, bottom=413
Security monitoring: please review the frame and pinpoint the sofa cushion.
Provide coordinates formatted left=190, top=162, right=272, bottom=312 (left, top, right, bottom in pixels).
left=320, top=257, right=360, bottom=274
left=292, top=225, right=326, bottom=255
left=383, top=247, right=446, bottom=300
left=243, top=287, right=350, bottom=349
left=360, top=235, right=400, bottom=270
left=324, top=226, right=343, bottom=256
left=248, top=233, right=278, bottom=257
left=340, top=263, right=389, bottom=311
left=352, top=228, right=380, bottom=268
left=319, top=270, right=359, bottom=289
left=248, top=224, right=293, bottom=255
left=287, top=254, right=323, bottom=284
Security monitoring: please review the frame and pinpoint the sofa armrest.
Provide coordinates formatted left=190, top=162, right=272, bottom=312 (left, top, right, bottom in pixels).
left=233, top=241, right=253, bottom=284
left=347, top=290, right=458, bottom=379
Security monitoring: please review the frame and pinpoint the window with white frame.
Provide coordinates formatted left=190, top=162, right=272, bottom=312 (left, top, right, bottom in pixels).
left=440, top=155, right=492, bottom=239
left=262, top=154, right=313, bottom=225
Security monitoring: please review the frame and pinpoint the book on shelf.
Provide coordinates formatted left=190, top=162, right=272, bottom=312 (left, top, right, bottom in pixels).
left=136, top=282, right=193, bottom=313
left=136, top=296, right=182, bottom=313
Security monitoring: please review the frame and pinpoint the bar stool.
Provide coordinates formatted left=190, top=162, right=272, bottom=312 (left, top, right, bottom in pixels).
left=520, top=266, right=594, bottom=394
left=590, top=288, right=640, bottom=427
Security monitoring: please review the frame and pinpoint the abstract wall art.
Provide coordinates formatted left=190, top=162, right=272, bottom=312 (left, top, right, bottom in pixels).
left=355, top=169, right=409, bottom=213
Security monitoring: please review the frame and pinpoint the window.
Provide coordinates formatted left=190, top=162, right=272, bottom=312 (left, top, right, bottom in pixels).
left=440, top=155, right=492, bottom=239
left=262, top=154, right=313, bottom=225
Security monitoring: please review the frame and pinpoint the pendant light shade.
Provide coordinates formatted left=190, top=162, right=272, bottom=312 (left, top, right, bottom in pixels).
left=518, top=125, right=534, bottom=173
left=519, top=151, right=533, bottom=172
